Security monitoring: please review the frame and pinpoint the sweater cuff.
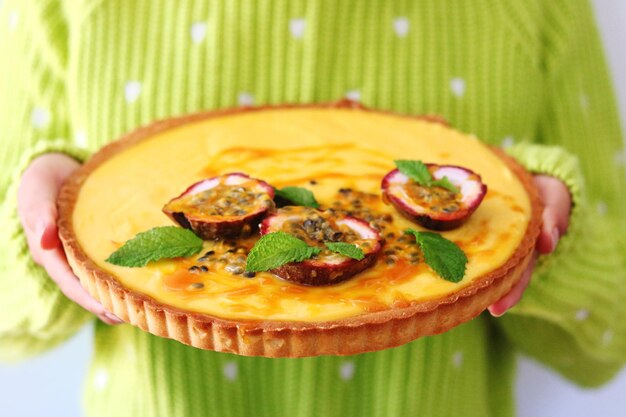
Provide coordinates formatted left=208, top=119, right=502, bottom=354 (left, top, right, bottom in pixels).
left=504, top=142, right=585, bottom=252
left=0, top=140, right=93, bottom=361
left=505, top=142, right=584, bottom=207
left=498, top=143, right=626, bottom=386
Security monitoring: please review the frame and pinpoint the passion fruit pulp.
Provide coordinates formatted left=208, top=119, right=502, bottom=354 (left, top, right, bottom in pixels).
left=381, top=164, right=487, bottom=230
left=163, top=173, right=275, bottom=240
left=260, top=207, right=382, bottom=286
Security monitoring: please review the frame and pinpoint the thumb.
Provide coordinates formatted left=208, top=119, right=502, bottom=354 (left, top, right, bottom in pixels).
left=18, top=154, right=79, bottom=250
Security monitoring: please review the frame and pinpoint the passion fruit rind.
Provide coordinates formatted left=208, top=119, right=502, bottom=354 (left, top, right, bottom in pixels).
left=382, top=164, right=487, bottom=231
left=163, top=173, right=275, bottom=240
left=260, top=207, right=382, bottom=286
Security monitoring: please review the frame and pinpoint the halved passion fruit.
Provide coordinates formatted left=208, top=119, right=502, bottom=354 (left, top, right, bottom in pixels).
left=163, top=173, right=275, bottom=240
left=260, top=207, right=382, bottom=286
left=382, top=164, right=487, bottom=230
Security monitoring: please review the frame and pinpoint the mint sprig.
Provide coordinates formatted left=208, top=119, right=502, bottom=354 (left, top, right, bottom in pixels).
left=245, top=232, right=321, bottom=272
left=106, top=226, right=204, bottom=267
left=404, top=229, right=467, bottom=282
left=324, top=242, right=365, bottom=260
left=394, top=160, right=459, bottom=193
left=274, top=186, right=320, bottom=208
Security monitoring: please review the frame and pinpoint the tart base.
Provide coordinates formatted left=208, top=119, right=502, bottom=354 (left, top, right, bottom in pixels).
left=58, top=102, right=542, bottom=358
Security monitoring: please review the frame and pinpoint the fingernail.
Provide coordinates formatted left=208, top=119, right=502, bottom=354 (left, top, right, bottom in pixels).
left=104, top=312, right=124, bottom=323
left=551, top=228, right=559, bottom=252
left=488, top=307, right=505, bottom=318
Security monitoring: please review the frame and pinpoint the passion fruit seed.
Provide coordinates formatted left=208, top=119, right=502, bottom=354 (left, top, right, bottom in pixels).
left=382, top=165, right=487, bottom=231
left=189, top=282, right=205, bottom=289
left=163, top=173, right=275, bottom=240
left=259, top=207, right=383, bottom=286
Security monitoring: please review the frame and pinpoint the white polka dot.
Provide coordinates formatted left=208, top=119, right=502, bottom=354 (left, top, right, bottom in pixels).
left=289, top=18, right=306, bottom=39
left=393, top=17, right=410, bottom=37
left=125, top=343, right=135, bottom=358
left=124, top=81, right=142, bottom=103
left=8, top=10, right=19, bottom=31
left=580, top=93, right=589, bottom=111
left=596, top=201, right=608, bottom=216
left=501, top=136, right=515, bottom=149
left=93, top=369, right=109, bottom=391
left=602, top=330, right=614, bottom=346
left=223, top=361, right=238, bottom=381
left=237, top=92, right=255, bottom=107
left=31, top=107, right=50, bottom=129
left=575, top=309, right=589, bottom=321
left=452, top=351, right=464, bottom=368
left=345, top=89, right=361, bottom=102
left=190, top=22, right=207, bottom=44
left=615, top=148, right=626, bottom=166
left=450, top=77, right=466, bottom=98
left=74, top=130, right=88, bottom=148
left=339, top=361, right=355, bottom=380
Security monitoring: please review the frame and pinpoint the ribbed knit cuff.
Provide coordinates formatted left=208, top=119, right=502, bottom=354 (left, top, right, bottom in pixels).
left=504, top=142, right=585, bottom=251
left=498, top=143, right=626, bottom=386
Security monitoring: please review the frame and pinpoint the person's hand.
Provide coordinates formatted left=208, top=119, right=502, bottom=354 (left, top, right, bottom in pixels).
left=488, top=174, right=571, bottom=317
left=17, top=153, right=122, bottom=325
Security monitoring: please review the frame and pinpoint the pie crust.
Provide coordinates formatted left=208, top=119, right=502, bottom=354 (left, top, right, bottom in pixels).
left=57, top=101, right=542, bottom=358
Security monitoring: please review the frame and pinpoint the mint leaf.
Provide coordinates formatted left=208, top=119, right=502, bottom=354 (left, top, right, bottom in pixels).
left=431, top=176, right=460, bottom=193
left=106, top=226, right=203, bottom=267
left=246, top=231, right=321, bottom=272
left=395, top=160, right=433, bottom=186
left=404, top=229, right=467, bottom=282
left=395, top=160, right=460, bottom=193
left=324, top=242, right=365, bottom=260
left=274, top=186, right=320, bottom=208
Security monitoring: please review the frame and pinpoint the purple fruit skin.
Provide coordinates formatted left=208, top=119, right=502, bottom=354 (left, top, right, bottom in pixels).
left=381, top=167, right=487, bottom=231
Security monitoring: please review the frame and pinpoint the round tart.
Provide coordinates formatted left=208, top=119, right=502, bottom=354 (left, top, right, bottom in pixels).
left=57, top=102, right=542, bottom=358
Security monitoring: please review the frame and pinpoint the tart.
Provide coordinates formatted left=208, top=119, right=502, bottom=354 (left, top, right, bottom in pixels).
left=57, top=102, right=542, bottom=358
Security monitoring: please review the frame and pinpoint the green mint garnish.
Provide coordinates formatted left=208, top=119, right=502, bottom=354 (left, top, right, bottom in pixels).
left=274, top=186, right=320, bottom=208
left=404, top=229, right=467, bottom=282
left=245, top=231, right=321, bottom=272
left=324, top=241, right=365, bottom=260
left=431, top=176, right=459, bottom=193
left=394, top=160, right=459, bottom=193
left=106, top=226, right=204, bottom=267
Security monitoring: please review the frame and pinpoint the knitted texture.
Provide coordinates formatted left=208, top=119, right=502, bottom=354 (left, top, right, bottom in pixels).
left=0, top=1, right=624, bottom=416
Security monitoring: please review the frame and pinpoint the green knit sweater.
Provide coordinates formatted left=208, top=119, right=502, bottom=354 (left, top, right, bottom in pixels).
left=1, top=1, right=625, bottom=416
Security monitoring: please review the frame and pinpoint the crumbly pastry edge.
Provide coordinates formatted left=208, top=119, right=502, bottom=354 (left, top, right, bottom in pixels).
left=57, top=101, right=543, bottom=358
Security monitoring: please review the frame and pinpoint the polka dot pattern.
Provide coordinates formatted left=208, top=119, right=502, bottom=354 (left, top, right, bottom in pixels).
left=222, top=361, right=238, bottom=381
left=124, top=81, right=142, bottom=103
left=31, top=107, right=50, bottom=129
left=289, top=18, right=306, bottom=39
left=74, top=130, right=88, bottom=148
left=93, top=369, right=109, bottom=391
left=339, top=361, right=355, bottom=380
left=393, top=17, right=410, bottom=37
left=501, top=136, right=515, bottom=149
left=8, top=10, right=19, bottom=31
left=450, top=77, right=466, bottom=98
left=452, top=351, right=464, bottom=369
left=345, top=89, right=361, bottom=102
left=190, top=22, right=207, bottom=44
left=575, top=309, right=589, bottom=321
left=237, top=92, right=255, bottom=106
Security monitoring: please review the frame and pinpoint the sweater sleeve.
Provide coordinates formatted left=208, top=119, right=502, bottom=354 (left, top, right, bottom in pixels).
left=0, top=1, right=94, bottom=361
left=496, top=1, right=626, bottom=387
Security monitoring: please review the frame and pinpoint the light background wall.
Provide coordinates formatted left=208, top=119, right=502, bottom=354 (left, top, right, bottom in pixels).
left=0, top=1, right=625, bottom=416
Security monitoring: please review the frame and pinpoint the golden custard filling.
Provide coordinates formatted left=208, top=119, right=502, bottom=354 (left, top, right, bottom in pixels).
left=73, top=108, right=531, bottom=322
